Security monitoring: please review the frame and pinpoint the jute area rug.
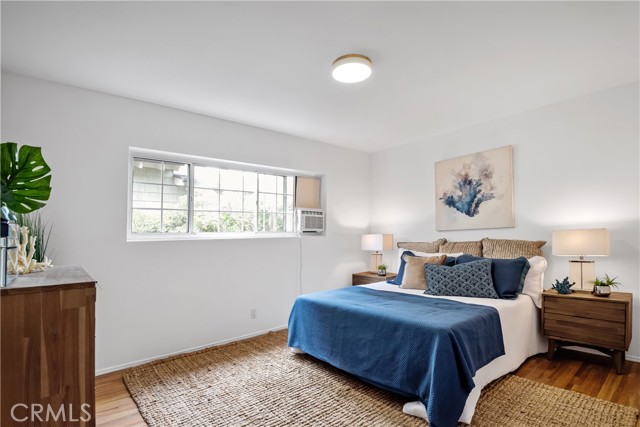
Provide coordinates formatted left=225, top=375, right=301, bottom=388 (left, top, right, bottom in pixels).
left=124, top=330, right=639, bottom=427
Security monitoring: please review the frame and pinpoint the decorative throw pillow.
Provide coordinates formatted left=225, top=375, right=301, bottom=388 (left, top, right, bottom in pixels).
left=438, top=241, right=483, bottom=257
left=395, top=249, right=434, bottom=274
left=400, top=255, right=447, bottom=290
left=396, top=250, right=463, bottom=273
left=387, top=250, right=415, bottom=285
left=481, top=238, right=546, bottom=259
left=425, top=259, right=499, bottom=299
left=443, top=256, right=458, bottom=267
left=396, top=239, right=447, bottom=254
left=456, top=254, right=530, bottom=299
left=522, top=256, right=548, bottom=308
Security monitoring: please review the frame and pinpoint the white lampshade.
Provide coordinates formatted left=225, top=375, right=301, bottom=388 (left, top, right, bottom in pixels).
left=332, top=54, right=372, bottom=83
left=361, top=234, right=393, bottom=251
left=552, top=229, right=610, bottom=257
left=552, top=228, right=610, bottom=290
left=361, top=233, right=393, bottom=273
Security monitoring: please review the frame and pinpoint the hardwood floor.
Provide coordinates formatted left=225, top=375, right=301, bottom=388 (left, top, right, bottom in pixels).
left=514, top=349, right=640, bottom=414
left=96, top=348, right=640, bottom=427
left=95, top=372, right=146, bottom=427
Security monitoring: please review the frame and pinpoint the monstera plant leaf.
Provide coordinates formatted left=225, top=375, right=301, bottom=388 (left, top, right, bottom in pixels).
left=1, top=142, right=52, bottom=214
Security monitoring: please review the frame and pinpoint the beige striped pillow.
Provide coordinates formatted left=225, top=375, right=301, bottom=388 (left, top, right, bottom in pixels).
left=481, top=238, right=546, bottom=259
left=438, top=241, right=483, bottom=257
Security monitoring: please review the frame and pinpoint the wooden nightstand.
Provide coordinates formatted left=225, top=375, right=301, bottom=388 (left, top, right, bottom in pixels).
left=542, top=289, right=633, bottom=374
left=352, top=271, right=397, bottom=286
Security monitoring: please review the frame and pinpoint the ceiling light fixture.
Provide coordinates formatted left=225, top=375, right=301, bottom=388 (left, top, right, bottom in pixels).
left=332, top=54, right=372, bottom=83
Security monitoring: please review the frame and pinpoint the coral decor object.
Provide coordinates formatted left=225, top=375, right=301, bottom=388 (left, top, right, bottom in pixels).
left=8, top=225, right=53, bottom=274
left=551, top=277, right=575, bottom=294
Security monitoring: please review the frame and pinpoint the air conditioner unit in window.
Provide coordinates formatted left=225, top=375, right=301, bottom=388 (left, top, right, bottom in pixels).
left=297, top=209, right=325, bottom=232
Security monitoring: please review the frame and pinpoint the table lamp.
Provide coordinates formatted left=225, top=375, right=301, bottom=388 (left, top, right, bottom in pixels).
left=361, top=234, right=393, bottom=273
left=552, top=228, right=610, bottom=289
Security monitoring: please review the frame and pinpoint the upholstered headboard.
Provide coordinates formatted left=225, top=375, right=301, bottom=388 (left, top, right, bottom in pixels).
left=397, top=238, right=545, bottom=259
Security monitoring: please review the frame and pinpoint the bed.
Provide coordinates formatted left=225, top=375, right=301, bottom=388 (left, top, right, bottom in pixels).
left=288, top=248, right=547, bottom=427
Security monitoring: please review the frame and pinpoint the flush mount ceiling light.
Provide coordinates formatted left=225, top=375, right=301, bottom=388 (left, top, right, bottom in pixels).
left=331, top=54, right=372, bottom=83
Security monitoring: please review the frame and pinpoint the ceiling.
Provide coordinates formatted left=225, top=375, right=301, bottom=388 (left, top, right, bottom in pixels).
left=2, top=1, right=638, bottom=153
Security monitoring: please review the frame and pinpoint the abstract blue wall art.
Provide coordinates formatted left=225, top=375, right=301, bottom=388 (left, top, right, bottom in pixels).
left=435, top=146, right=514, bottom=231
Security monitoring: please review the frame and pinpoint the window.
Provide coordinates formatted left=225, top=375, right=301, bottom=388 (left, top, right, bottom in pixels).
left=129, top=149, right=298, bottom=238
left=131, top=159, right=190, bottom=233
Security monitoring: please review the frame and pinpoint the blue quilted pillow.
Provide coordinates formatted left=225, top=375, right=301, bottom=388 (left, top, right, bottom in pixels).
left=456, top=255, right=530, bottom=299
left=424, top=259, right=499, bottom=299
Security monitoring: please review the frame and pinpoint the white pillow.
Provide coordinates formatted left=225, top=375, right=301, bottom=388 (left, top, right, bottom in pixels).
left=522, top=256, right=547, bottom=308
left=395, top=249, right=464, bottom=272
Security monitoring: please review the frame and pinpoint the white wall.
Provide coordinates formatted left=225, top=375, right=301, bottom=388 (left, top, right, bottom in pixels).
left=1, top=73, right=371, bottom=373
left=4, top=72, right=639, bottom=368
left=370, top=83, right=640, bottom=361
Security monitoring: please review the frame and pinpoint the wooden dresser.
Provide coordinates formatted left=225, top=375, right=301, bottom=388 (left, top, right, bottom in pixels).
left=542, top=289, right=632, bottom=374
left=1, top=266, right=96, bottom=426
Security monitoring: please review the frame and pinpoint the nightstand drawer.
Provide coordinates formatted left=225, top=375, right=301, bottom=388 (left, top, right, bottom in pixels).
left=544, top=315, right=625, bottom=349
left=352, top=271, right=396, bottom=286
left=544, top=312, right=626, bottom=335
left=544, top=297, right=626, bottom=322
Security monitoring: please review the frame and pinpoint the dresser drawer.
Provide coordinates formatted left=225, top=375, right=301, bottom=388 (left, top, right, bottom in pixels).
left=544, top=296, right=626, bottom=322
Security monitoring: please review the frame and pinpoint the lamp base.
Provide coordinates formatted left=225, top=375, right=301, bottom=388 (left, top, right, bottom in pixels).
left=370, top=252, right=383, bottom=273
left=569, top=260, right=595, bottom=290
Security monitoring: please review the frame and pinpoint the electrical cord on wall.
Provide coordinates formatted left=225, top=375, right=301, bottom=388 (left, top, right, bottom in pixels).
left=297, top=231, right=303, bottom=296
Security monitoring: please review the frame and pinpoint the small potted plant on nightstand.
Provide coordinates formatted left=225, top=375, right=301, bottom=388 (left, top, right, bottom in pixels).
left=377, top=264, right=387, bottom=276
left=590, top=273, right=620, bottom=297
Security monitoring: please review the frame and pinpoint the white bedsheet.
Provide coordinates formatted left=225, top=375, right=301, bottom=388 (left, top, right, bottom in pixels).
left=362, top=282, right=547, bottom=424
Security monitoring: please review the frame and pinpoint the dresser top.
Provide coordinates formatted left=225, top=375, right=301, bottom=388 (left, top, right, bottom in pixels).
left=1, top=265, right=95, bottom=295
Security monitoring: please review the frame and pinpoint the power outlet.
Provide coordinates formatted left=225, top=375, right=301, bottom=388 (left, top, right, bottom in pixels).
left=250, top=308, right=257, bottom=319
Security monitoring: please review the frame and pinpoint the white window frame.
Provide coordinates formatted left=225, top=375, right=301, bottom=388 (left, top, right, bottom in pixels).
left=127, top=147, right=306, bottom=242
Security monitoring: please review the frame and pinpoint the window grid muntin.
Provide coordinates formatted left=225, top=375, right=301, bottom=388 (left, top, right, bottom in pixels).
left=193, top=166, right=260, bottom=233
left=132, top=158, right=190, bottom=234
left=257, top=173, right=294, bottom=232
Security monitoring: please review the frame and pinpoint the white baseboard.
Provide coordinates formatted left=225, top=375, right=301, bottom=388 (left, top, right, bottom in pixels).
left=95, top=325, right=288, bottom=376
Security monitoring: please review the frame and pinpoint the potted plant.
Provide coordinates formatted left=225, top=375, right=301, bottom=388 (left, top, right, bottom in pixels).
left=1, top=142, right=53, bottom=278
left=1, top=142, right=52, bottom=214
left=589, top=273, right=620, bottom=297
left=377, top=264, right=387, bottom=276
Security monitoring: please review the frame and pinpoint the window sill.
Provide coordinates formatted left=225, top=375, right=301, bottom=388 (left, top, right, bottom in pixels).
left=126, top=232, right=310, bottom=242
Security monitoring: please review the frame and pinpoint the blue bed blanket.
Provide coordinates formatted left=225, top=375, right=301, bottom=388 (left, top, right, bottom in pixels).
left=287, top=287, right=505, bottom=427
